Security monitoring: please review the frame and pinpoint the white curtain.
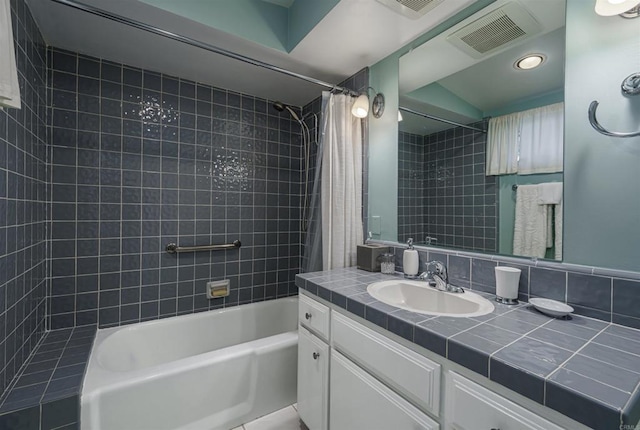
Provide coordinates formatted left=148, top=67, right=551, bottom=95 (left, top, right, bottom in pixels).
left=486, top=102, right=563, bottom=175
left=0, top=0, right=21, bottom=109
left=486, top=112, right=521, bottom=175
left=321, top=93, right=363, bottom=270
left=518, top=103, right=564, bottom=174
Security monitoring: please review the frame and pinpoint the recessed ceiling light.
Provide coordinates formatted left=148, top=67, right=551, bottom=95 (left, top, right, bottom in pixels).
left=514, top=54, right=545, bottom=70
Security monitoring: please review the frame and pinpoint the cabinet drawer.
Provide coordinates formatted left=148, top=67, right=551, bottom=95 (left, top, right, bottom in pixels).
left=331, top=311, right=440, bottom=416
left=299, top=294, right=330, bottom=341
left=445, top=372, right=564, bottom=430
left=330, top=350, right=439, bottom=430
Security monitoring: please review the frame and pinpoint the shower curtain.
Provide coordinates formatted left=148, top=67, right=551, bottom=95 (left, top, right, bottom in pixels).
left=303, top=92, right=363, bottom=272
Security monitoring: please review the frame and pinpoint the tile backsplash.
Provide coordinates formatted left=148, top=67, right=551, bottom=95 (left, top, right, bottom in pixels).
left=0, top=0, right=48, bottom=397
left=48, top=48, right=303, bottom=329
left=387, top=243, right=640, bottom=329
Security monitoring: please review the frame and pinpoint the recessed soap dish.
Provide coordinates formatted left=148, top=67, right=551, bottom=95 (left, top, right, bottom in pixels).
left=528, top=298, right=573, bottom=318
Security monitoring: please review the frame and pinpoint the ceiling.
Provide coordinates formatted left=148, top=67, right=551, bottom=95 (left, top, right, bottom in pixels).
left=26, top=0, right=477, bottom=107
left=399, top=0, right=566, bottom=135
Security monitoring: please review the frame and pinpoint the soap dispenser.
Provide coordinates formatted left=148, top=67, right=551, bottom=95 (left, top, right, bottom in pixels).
left=403, top=238, right=419, bottom=278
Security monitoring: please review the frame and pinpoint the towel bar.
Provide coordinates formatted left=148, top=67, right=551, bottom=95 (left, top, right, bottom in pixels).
left=166, top=240, right=241, bottom=254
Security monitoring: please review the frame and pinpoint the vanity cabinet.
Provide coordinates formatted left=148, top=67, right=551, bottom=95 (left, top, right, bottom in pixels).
left=298, top=326, right=329, bottom=430
left=297, top=292, right=577, bottom=430
left=331, top=312, right=440, bottom=417
left=445, top=372, right=563, bottom=430
left=330, top=350, right=438, bottom=430
left=297, top=294, right=330, bottom=430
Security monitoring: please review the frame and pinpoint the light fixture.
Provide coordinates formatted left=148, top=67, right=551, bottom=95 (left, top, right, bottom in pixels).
left=514, top=54, right=545, bottom=70
left=595, top=0, right=640, bottom=17
left=351, top=94, right=369, bottom=118
left=398, top=110, right=403, bottom=122
left=351, top=86, right=385, bottom=119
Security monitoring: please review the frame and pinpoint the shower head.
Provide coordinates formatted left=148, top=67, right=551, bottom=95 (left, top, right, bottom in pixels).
left=272, top=101, right=301, bottom=122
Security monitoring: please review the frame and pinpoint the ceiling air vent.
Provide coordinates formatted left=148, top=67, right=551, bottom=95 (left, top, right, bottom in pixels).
left=446, top=2, right=542, bottom=58
left=376, top=0, right=445, bottom=19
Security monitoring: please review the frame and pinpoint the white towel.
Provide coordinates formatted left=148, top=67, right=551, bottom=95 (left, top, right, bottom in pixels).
left=537, top=182, right=563, bottom=205
left=555, top=200, right=563, bottom=260
left=513, top=184, right=547, bottom=258
left=538, top=182, right=563, bottom=259
left=0, top=0, right=21, bottom=109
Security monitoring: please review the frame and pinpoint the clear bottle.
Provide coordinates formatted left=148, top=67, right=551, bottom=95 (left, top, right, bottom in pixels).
left=379, top=253, right=395, bottom=274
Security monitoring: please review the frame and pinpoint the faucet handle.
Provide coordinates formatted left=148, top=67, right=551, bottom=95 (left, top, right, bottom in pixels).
left=426, top=260, right=448, bottom=282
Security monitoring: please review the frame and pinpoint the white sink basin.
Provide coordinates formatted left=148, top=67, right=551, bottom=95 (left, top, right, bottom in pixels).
left=367, top=280, right=494, bottom=317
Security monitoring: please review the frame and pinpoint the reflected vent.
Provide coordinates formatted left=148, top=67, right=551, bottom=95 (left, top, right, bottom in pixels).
left=447, top=2, right=541, bottom=58
left=376, top=0, right=444, bottom=19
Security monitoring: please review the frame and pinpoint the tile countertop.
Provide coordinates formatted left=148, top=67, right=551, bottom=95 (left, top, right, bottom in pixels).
left=295, top=267, right=640, bottom=430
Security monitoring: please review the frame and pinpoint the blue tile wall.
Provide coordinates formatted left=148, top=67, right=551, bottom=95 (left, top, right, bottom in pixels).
left=48, top=48, right=305, bottom=329
left=0, top=0, right=48, bottom=398
left=397, top=121, right=497, bottom=253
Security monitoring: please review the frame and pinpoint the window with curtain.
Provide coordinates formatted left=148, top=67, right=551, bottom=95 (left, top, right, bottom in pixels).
left=0, top=0, right=21, bottom=109
left=486, top=102, right=563, bottom=175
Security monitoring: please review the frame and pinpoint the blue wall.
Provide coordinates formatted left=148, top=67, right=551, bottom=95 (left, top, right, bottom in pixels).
left=563, top=0, right=640, bottom=270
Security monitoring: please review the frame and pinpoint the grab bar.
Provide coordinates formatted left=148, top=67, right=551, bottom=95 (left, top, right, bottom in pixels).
left=166, top=240, right=241, bottom=254
left=588, top=72, right=640, bottom=138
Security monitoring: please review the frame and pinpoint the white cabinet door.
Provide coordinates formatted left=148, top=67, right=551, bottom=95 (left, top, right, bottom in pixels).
left=332, top=311, right=441, bottom=416
left=330, top=350, right=439, bottom=430
left=445, top=372, right=564, bottom=430
left=297, top=325, right=329, bottom=430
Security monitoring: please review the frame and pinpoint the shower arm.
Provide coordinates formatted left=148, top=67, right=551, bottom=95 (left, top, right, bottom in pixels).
left=51, top=0, right=360, bottom=97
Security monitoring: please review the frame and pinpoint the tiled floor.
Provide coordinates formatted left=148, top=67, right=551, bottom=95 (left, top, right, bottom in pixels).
left=233, top=404, right=309, bottom=430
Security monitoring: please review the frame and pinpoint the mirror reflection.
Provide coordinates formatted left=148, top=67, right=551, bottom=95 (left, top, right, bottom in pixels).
left=397, top=0, right=565, bottom=260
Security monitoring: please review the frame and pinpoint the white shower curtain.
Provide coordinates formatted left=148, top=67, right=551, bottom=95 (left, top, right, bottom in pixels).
left=321, top=93, right=363, bottom=270
left=0, top=0, right=21, bottom=109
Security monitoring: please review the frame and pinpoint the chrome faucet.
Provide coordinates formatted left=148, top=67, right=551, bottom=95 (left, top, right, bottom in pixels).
left=419, top=261, right=464, bottom=294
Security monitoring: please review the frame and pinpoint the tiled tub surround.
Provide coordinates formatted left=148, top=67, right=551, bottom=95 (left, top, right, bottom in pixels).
left=296, top=268, right=640, bottom=429
left=48, top=47, right=303, bottom=329
left=0, top=0, right=49, bottom=399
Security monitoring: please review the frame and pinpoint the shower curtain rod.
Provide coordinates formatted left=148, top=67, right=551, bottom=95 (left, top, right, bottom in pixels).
left=399, top=106, right=487, bottom=133
left=51, top=0, right=360, bottom=98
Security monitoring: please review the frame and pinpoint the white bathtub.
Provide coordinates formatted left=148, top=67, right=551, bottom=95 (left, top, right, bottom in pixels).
left=81, top=297, right=299, bottom=430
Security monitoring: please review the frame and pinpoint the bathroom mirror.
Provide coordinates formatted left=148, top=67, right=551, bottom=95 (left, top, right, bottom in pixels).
left=395, top=0, right=565, bottom=259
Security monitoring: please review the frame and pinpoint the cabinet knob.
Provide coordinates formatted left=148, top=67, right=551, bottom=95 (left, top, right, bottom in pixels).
left=312, top=352, right=320, bottom=360
left=305, top=312, right=312, bottom=320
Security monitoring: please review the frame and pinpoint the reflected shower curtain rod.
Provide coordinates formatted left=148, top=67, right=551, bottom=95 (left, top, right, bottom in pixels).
left=51, top=0, right=360, bottom=97
left=399, top=106, right=487, bottom=133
